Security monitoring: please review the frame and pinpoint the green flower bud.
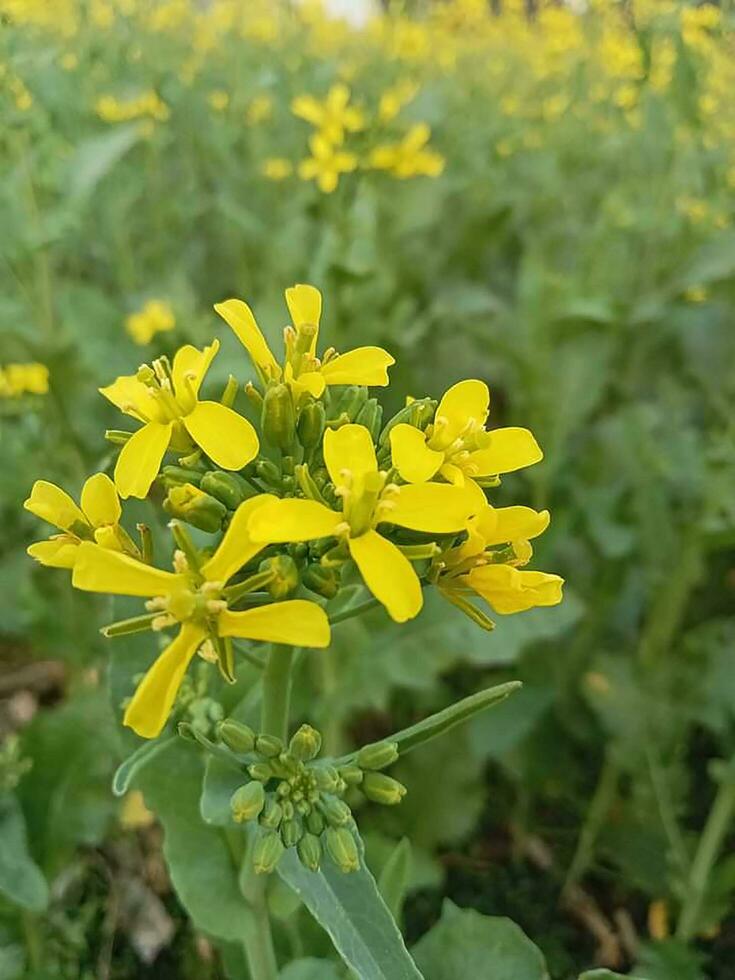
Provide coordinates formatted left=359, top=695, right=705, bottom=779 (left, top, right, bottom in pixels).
left=231, top=781, right=265, bottom=823
left=259, top=797, right=283, bottom=830
left=200, top=470, right=252, bottom=510
left=253, top=830, right=284, bottom=874
left=355, top=398, right=383, bottom=441
left=259, top=555, right=299, bottom=599
left=306, top=809, right=325, bottom=835
left=218, top=719, right=256, bottom=754
left=339, top=764, right=364, bottom=786
left=289, top=724, right=322, bottom=762
left=244, top=381, right=263, bottom=411
left=297, top=832, right=322, bottom=871
left=161, top=465, right=203, bottom=488
left=262, top=383, right=295, bottom=452
left=379, top=397, right=436, bottom=447
left=164, top=483, right=226, bottom=533
left=312, top=765, right=339, bottom=793
left=281, top=799, right=295, bottom=821
left=333, top=385, right=367, bottom=421
left=325, top=826, right=360, bottom=873
left=256, top=734, right=285, bottom=758
left=255, top=459, right=282, bottom=488
left=280, top=818, right=303, bottom=848
left=302, top=562, right=340, bottom=599
left=362, top=772, right=407, bottom=806
left=297, top=400, right=326, bottom=450
left=248, top=762, right=274, bottom=782
left=319, top=795, right=352, bottom=827
left=356, top=740, right=399, bottom=771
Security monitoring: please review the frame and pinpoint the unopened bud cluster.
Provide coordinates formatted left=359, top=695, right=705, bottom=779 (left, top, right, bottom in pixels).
left=219, top=720, right=405, bottom=874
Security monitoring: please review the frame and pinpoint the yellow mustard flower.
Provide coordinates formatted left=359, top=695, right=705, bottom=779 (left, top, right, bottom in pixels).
left=0, top=363, right=49, bottom=397
left=100, top=341, right=259, bottom=499
left=215, top=283, right=394, bottom=402
left=246, top=93, right=273, bottom=125
left=390, top=380, right=542, bottom=492
left=262, top=157, right=293, bottom=181
left=24, top=473, right=138, bottom=568
left=378, top=79, right=419, bottom=123
left=437, top=504, right=563, bottom=615
left=247, top=423, right=481, bottom=623
left=291, top=83, right=364, bottom=144
left=72, top=496, right=330, bottom=738
left=298, top=133, right=357, bottom=193
left=208, top=89, right=230, bottom=112
left=369, top=123, right=444, bottom=179
left=125, top=299, right=175, bottom=346
left=95, top=90, right=169, bottom=124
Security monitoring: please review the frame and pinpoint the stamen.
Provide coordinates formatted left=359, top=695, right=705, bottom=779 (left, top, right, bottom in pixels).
left=173, top=550, right=190, bottom=574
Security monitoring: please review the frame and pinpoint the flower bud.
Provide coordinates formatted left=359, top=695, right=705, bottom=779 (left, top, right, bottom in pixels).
left=218, top=718, right=256, bottom=754
left=306, top=809, right=325, bottom=835
left=248, top=762, right=274, bottom=782
left=379, top=397, right=436, bottom=447
left=325, top=826, right=360, bottom=873
left=297, top=401, right=326, bottom=450
left=231, top=781, right=265, bottom=823
left=289, top=724, right=322, bottom=762
left=302, top=563, right=340, bottom=599
left=362, top=772, right=407, bottom=806
left=164, top=483, right=226, bottom=533
left=255, top=459, right=283, bottom=488
left=333, top=385, right=367, bottom=421
left=356, top=740, right=399, bottom=771
left=312, top=765, right=339, bottom=793
left=280, top=818, right=303, bottom=848
left=297, top=832, right=322, bottom=872
left=259, top=797, right=283, bottom=830
left=355, top=398, right=383, bottom=441
left=338, top=764, right=364, bottom=786
left=200, top=470, right=252, bottom=510
left=255, top=734, right=284, bottom=758
left=259, top=555, right=299, bottom=599
left=161, top=465, right=203, bottom=487
left=253, top=830, right=284, bottom=874
left=319, top=795, right=352, bottom=827
left=262, top=383, right=295, bottom=452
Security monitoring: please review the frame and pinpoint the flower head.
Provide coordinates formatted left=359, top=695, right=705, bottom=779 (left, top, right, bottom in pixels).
left=298, top=133, right=357, bottom=193
left=100, top=341, right=259, bottom=499
left=125, top=299, right=175, bottom=346
left=291, top=83, right=364, bottom=144
left=369, top=123, right=444, bottom=179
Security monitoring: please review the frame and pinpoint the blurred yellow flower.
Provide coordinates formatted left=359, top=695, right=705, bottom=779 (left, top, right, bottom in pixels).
left=684, top=286, right=708, bottom=304
left=298, top=133, right=357, bottom=193
left=262, top=157, right=293, bottom=181
left=378, top=79, right=419, bottom=122
left=0, top=362, right=48, bottom=398
left=125, top=299, right=176, bottom=346
left=95, top=90, right=169, bottom=123
left=291, top=83, right=364, bottom=143
left=60, top=52, right=78, bottom=71
left=246, top=93, right=273, bottom=125
left=208, top=89, right=230, bottom=112
left=369, top=123, right=444, bottom=178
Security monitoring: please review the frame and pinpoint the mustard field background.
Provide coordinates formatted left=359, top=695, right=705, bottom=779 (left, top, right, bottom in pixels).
left=1, top=1, right=734, bottom=978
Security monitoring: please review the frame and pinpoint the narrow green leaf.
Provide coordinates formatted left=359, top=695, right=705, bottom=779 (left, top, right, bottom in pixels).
left=112, top=736, right=176, bottom=797
left=278, top=831, right=424, bottom=980
left=0, top=796, right=48, bottom=913
left=68, top=124, right=141, bottom=198
left=378, top=837, right=412, bottom=921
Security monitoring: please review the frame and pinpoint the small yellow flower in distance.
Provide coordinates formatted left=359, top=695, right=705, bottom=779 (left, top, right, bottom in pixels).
left=437, top=504, right=563, bottom=615
left=208, top=89, right=230, bottom=112
left=262, top=157, right=293, bottom=181
left=0, top=363, right=49, bottom=397
left=247, top=424, right=481, bottom=623
left=215, top=283, right=394, bottom=402
left=125, top=299, right=176, bottom=346
left=291, top=83, right=364, bottom=144
left=95, top=90, right=169, bottom=124
left=100, top=342, right=259, bottom=499
left=378, top=79, right=419, bottom=123
left=298, top=134, right=357, bottom=193
left=71, top=496, right=330, bottom=737
left=24, top=473, right=137, bottom=568
left=684, top=286, right=708, bottom=304
left=60, top=52, right=78, bottom=71
left=120, top=789, right=155, bottom=829
left=390, top=379, right=542, bottom=493
left=369, top=123, right=444, bottom=179
left=246, top=93, right=273, bottom=125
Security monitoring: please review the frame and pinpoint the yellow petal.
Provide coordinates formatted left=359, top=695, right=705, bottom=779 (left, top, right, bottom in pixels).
left=248, top=498, right=342, bottom=543
left=434, top=380, right=490, bottom=444
left=214, top=300, right=280, bottom=376
left=290, top=370, right=326, bottom=399
left=183, top=401, right=259, bottom=470
left=172, top=340, right=220, bottom=400
left=323, top=423, right=377, bottom=489
left=123, top=624, right=206, bottom=738
left=80, top=473, right=121, bottom=528
left=99, top=374, right=161, bottom=421
left=467, top=564, right=564, bottom=614
left=285, top=283, right=322, bottom=333
left=219, top=600, right=330, bottom=647
left=479, top=506, right=550, bottom=546
left=466, top=427, right=543, bottom=476
left=439, top=462, right=465, bottom=486
left=390, top=424, right=442, bottom=483
left=24, top=480, right=86, bottom=531
left=348, top=531, right=422, bottom=622
left=114, top=422, right=172, bottom=499
left=27, top=538, right=79, bottom=568
left=387, top=483, right=480, bottom=534
left=320, top=347, right=395, bottom=387
left=291, top=95, right=324, bottom=127
left=72, top=541, right=185, bottom=596
left=201, top=495, right=275, bottom=583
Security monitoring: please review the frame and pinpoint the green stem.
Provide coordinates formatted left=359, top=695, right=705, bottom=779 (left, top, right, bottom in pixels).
left=241, top=874, right=279, bottom=980
left=22, top=912, right=42, bottom=972
left=676, top=764, right=735, bottom=942
left=563, top=750, right=620, bottom=893
left=261, top=643, right=295, bottom=740
left=328, top=596, right=381, bottom=626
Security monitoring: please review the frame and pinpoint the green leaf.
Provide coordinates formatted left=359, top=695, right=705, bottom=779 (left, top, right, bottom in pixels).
left=279, top=959, right=342, bottom=980
left=0, top=795, right=49, bottom=912
left=67, top=124, right=141, bottom=198
left=133, top=740, right=249, bottom=942
left=112, top=736, right=176, bottom=797
left=200, top=755, right=245, bottom=826
left=412, top=901, right=549, bottom=980
left=277, top=832, right=423, bottom=980
left=378, top=837, right=412, bottom=921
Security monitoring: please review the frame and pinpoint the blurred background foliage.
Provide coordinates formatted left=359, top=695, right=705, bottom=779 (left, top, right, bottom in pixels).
left=1, top=0, right=734, bottom=977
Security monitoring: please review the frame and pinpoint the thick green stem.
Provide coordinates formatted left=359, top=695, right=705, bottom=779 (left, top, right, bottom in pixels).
left=241, top=875, right=280, bottom=980
left=676, top=765, right=735, bottom=942
left=261, top=643, right=296, bottom=740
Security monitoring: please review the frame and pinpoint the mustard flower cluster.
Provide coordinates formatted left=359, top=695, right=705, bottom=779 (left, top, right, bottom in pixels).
left=25, top=284, right=562, bottom=743
left=0, top=363, right=49, bottom=399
